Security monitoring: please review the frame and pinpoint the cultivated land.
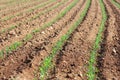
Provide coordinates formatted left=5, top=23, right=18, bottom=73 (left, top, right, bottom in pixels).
left=0, top=0, right=120, bottom=80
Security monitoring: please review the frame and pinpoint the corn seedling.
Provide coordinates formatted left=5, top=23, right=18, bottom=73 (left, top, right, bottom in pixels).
left=0, top=0, right=73, bottom=58
left=39, top=0, right=91, bottom=79
left=0, top=0, right=66, bottom=34
left=1, top=25, right=16, bottom=34
left=87, top=0, right=107, bottom=80
left=111, top=0, right=120, bottom=8
left=2, top=0, right=54, bottom=21
left=32, top=0, right=79, bottom=34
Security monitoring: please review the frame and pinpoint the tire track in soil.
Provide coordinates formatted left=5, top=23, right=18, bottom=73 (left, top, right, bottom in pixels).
left=46, top=0, right=103, bottom=80
left=0, top=0, right=81, bottom=79
left=0, top=0, right=45, bottom=18
left=0, top=0, right=58, bottom=30
left=97, top=0, right=120, bottom=80
left=0, top=0, right=71, bottom=52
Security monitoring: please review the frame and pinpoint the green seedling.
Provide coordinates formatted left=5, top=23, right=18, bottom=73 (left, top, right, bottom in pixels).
left=24, top=34, right=33, bottom=42
left=2, top=0, right=55, bottom=21
left=0, top=0, right=70, bottom=58
left=87, top=0, right=107, bottom=80
left=39, top=0, right=91, bottom=79
left=0, top=25, right=16, bottom=34
left=0, top=0, right=65, bottom=34
left=111, top=0, right=120, bottom=8
left=5, top=42, right=22, bottom=54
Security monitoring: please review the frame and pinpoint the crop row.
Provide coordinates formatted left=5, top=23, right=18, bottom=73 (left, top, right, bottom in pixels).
left=0, top=0, right=69, bottom=58
left=0, top=0, right=15, bottom=5
left=87, top=0, right=107, bottom=80
left=0, top=0, right=25, bottom=9
left=39, top=0, right=91, bottom=79
left=1, top=0, right=50, bottom=21
left=111, top=0, right=120, bottom=8
left=0, top=0, right=34, bottom=12
left=0, top=0, right=61, bottom=34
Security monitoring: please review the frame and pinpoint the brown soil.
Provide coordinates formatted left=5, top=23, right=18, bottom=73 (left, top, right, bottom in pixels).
left=0, top=0, right=28, bottom=11
left=0, top=0, right=59, bottom=30
left=0, top=0, right=81, bottom=79
left=0, top=0, right=45, bottom=18
left=116, top=0, right=120, bottom=3
left=0, top=0, right=120, bottom=80
left=97, top=0, right=120, bottom=80
left=0, top=0, right=38, bottom=11
left=47, top=0, right=102, bottom=80
left=0, top=0, right=71, bottom=51
left=0, top=0, right=46, bottom=24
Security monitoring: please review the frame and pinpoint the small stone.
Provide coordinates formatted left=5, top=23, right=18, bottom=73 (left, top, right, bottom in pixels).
left=41, top=31, right=45, bottom=34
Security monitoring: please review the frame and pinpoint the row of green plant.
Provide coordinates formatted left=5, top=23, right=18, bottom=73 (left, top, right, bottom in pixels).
left=0, top=0, right=69, bottom=58
left=87, top=0, right=107, bottom=80
left=0, top=0, right=15, bottom=5
left=31, top=0, right=78, bottom=34
left=39, top=0, right=91, bottom=80
left=0, top=0, right=22, bottom=9
left=111, top=0, right=120, bottom=8
left=0, top=0, right=65, bottom=34
left=2, top=0, right=50, bottom=21
left=0, top=0, right=33, bottom=13
left=29, top=0, right=67, bottom=21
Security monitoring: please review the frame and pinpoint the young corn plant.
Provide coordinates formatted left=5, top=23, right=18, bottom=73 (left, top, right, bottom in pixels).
left=0, top=50, right=4, bottom=58
left=87, top=0, right=107, bottom=80
left=0, top=0, right=26, bottom=10
left=0, top=0, right=72, bottom=58
left=0, top=25, right=16, bottom=34
left=2, top=0, right=55, bottom=21
left=39, top=0, right=91, bottom=79
left=0, top=0, right=66, bottom=34
left=111, top=0, right=120, bottom=8
left=6, top=42, right=22, bottom=54
left=30, top=0, right=67, bottom=21
left=32, top=0, right=79, bottom=34
left=0, top=41, right=22, bottom=58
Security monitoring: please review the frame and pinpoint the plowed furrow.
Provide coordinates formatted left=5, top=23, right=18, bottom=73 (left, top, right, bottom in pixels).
left=11, top=1, right=86, bottom=79
left=0, top=0, right=57, bottom=28
left=112, top=0, right=120, bottom=4
left=0, top=0, right=52, bottom=22
left=116, top=0, right=120, bottom=3
left=0, top=0, right=13, bottom=4
left=0, top=0, right=70, bottom=52
left=0, top=0, right=25, bottom=11
left=111, top=0, right=120, bottom=9
left=0, top=0, right=14, bottom=5
left=0, top=0, right=84, bottom=79
left=0, top=0, right=37, bottom=13
left=0, top=0, right=33, bottom=12
left=0, top=0, right=71, bottom=58
left=0, top=0, right=46, bottom=19
left=97, top=0, right=120, bottom=79
left=46, top=0, right=102, bottom=80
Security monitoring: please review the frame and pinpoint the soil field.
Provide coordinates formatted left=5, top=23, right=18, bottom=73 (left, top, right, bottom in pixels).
left=0, top=0, right=120, bottom=80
